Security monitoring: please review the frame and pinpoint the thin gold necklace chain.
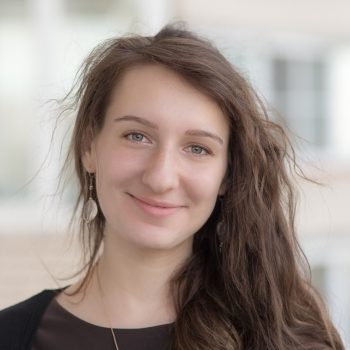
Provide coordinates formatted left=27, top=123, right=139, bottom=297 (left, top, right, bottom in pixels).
left=110, top=328, right=120, bottom=350
left=96, top=265, right=120, bottom=350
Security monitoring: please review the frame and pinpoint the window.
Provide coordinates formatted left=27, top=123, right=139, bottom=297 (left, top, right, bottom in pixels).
left=272, top=58, right=328, bottom=148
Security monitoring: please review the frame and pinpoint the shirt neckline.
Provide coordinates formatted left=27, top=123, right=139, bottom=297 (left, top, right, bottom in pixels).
left=51, top=298, right=174, bottom=331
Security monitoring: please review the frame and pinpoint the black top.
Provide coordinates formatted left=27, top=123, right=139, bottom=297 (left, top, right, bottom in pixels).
left=0, top=290, right=173, bottom=350
left=0, top=290, right=59, bottom=350
left=32, top=298, right=173, bottom=350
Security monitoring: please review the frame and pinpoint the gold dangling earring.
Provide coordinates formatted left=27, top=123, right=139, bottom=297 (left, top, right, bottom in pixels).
left=82, top=172, right=98, bottom=224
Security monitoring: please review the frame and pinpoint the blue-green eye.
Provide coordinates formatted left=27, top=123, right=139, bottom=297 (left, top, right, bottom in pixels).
left=125, top=132, right=148, bottom=143
left=189, top=145, right=210, bottom=155
left=124, top=133, right=210, bottom=155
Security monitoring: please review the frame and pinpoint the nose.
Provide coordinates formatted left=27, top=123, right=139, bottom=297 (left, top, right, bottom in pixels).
left=142, top=147, right=180, bottom=193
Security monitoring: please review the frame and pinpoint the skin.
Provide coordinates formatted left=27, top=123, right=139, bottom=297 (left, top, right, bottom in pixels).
left=57, top=64, right=229, bottom=328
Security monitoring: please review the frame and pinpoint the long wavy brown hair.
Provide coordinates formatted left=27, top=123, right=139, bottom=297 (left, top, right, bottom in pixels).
left=61, top=24, right=345, bottom=349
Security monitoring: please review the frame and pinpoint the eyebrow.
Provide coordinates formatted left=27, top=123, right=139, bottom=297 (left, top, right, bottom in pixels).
left=114, top=115, right=224, bottom=145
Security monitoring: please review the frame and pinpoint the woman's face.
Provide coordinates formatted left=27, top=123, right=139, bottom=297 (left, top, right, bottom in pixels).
left=83, top=64, right=229, bottom=253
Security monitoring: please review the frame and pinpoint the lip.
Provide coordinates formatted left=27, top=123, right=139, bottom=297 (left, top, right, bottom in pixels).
left=127, top=193, right=184, bottom=217
left=131, top=195, right=182, bottom=208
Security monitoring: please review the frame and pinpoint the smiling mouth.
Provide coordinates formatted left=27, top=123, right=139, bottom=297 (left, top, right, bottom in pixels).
left=128, top=194, right=183, bottom=208
left=127, top=193, right=184, bottom=217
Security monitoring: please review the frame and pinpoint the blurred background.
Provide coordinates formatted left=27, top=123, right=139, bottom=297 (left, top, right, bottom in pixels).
left=0, top=0, right=349, bottom=346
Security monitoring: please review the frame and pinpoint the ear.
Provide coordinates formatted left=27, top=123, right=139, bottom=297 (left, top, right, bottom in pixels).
left=81, top=128, right=97, bottom=173
left=82, top=147, right=96, bottom=173
left=219, top=164, right=230, bottom=196
left=218, top=178, right=227, bottom=196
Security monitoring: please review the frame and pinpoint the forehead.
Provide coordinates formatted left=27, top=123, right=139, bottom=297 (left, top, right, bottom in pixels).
left=105, top=64, right=229, bottom=137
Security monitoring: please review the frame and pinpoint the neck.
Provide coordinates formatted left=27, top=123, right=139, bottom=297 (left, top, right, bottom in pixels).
left=90, top=232, right=192, bottom=328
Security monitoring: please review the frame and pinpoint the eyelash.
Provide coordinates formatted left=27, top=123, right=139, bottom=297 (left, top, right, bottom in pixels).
left=123, top=132, right=212, bottom=156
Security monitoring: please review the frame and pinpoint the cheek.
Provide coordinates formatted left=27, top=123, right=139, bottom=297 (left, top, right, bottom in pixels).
left=187, top=164, right=226, bottom=205
left=190, top=166, right=226, bottom=231
left=96, top=148, right=143, bottom=182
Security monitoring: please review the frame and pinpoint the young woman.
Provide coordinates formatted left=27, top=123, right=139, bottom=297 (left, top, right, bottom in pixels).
left=0, top=25, right=345, bottom=350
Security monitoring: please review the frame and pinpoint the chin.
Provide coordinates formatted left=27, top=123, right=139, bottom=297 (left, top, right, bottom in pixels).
left=128, top=229, right=192, bottom=253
